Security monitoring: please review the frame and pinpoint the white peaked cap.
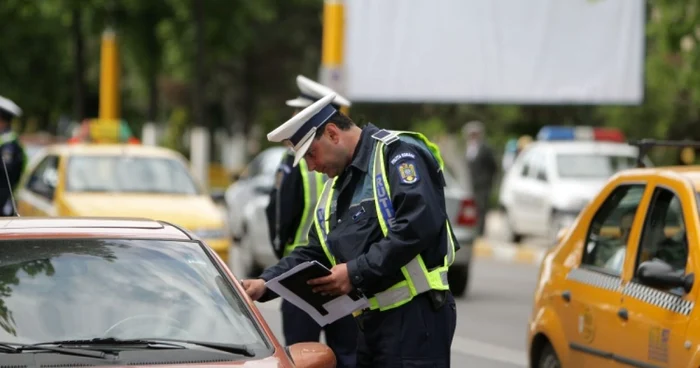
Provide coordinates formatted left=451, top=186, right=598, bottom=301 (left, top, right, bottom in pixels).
left=285, top=75, right=351, bottom=109
left=0, top=96, right=22, bottom=118
left=269, top=93, right=338, bottom=167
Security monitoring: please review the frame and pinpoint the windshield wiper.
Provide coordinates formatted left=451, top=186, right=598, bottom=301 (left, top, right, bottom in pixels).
left=36, top=337, right=255, bottom=357
left=0, top=341, right=107, bottom=359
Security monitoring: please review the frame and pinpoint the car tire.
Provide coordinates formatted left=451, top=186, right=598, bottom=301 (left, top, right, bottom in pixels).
left=537, top=343, right=561, bottom=368
left=504, top=209, right=524, bottom=244
left=448, top=264, right=470, bottom=298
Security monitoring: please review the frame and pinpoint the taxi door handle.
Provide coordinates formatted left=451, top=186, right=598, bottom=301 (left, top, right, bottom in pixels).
left=562, top=290, right=571, bottom=302
left=617, top=308, right=628, bottom=321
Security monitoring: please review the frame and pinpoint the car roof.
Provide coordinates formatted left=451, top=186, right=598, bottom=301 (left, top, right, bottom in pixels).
left=45, top=143, right=186, bottom=159
left=611, top=166, right=700, bottom=191
left=0, top=217, right=193, bottom=241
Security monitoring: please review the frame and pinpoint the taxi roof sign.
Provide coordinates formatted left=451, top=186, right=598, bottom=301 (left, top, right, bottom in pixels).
left=71, top=119, right=139, bottom=144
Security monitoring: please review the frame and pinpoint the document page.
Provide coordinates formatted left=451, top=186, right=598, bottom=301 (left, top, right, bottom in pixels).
left=265, top=261, right=369, bottom=326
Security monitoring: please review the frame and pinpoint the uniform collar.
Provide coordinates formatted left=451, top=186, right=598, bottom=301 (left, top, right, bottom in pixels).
left=348, top=123, right=380, bottom=173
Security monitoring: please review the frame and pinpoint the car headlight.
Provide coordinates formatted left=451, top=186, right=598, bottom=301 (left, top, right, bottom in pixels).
left=193, top=228, right=228, bottom=239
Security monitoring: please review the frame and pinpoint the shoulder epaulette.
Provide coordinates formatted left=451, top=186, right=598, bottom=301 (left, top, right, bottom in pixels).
left=371, top=129, right=400, bottom=146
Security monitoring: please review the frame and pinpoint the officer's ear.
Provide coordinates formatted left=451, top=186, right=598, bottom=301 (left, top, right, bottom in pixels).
left=325, top=123, right=341, bottom=144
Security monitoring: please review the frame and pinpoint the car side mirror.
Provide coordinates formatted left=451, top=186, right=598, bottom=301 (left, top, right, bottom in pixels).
left=636, top=259, right=694, bottom=294
left=287, top=342, right=336, bottom=368
left=210, top=191, right=226, bottom=205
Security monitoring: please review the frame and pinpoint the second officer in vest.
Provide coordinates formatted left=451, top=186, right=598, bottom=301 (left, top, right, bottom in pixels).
left=264, top=76, right=358, bottom=368
left=244, top=93, right=458, bottom=366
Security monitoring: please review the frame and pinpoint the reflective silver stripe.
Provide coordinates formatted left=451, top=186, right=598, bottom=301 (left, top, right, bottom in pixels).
left=405, top=258, right=431, bottom=294
left=375, top=285, right=411, bottom=307
left=372, top=268, right=450, bottom=309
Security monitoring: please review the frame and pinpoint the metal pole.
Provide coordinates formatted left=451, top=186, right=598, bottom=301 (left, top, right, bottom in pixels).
left=319, top=0, right=346, bottom=101
left=98, top=28, right=120, bottom=120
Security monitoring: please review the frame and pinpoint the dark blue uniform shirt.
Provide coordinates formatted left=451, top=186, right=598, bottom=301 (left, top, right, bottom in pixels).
left=260, top=123, right=458, bottom=299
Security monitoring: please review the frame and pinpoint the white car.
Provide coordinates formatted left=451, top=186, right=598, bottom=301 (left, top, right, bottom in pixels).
left=499, top=126, right=642, bottom=244
left=225, top=146, right=478, bottom=297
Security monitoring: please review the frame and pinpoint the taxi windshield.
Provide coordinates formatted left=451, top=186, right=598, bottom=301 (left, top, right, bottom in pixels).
left=0, top=238, right=269, bottom=350
left=556, top=153, right=637, bottom=179
left=66, top=155, right=200, bottom=194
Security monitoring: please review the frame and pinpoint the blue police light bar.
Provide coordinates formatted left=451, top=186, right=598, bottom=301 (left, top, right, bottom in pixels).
left=537, top=126, right=575, bottom=141
left=537, top=125, right=626, bottom=142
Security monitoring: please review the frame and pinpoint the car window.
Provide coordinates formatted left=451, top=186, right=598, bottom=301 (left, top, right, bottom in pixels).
left=532, top=150, right=548, bottom=182
left=635, top=188, right=688, bottom=278
left=519, top=147, right=537, bottom=177
left=65, top=156, right=200, bottom=195
left=582, top=184, right=645, bottom=276
left=556, top=153, right=637, bottom=179
left=26, top=155, right=59, bottom=200
left=0, top=238, right=271, bottom=354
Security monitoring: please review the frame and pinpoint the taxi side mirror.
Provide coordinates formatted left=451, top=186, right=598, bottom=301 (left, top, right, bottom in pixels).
left=636, top=259, right=694, bottom=294
left=287, top=342, right=336, bottom=368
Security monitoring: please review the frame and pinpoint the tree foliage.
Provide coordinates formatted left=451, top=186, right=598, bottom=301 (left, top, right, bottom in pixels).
left=0, top=1, right=695, bottom=161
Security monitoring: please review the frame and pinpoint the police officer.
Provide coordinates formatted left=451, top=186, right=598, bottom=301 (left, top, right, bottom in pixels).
left=264, top=76, right=358, bottom=367
left=0, top=96, right=25, bottom=216
left=243, top=93, right=458, bottom=366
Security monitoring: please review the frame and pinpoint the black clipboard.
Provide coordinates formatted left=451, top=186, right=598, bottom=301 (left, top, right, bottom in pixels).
left=277, top=261, right=364, bottom=316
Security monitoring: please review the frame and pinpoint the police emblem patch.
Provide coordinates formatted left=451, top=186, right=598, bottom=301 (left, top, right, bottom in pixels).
left=398, top=162, right=418, bottom=184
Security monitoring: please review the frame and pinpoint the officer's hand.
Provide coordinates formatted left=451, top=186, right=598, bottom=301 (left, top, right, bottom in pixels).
left=307, top=263, right=352, bottom=296
left=241, top=279, right=267, bottom=301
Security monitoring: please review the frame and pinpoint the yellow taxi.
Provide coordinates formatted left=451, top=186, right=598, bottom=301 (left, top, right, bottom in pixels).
left=14, top=142, right=233, bottom=263
left=528, top=148, right=700, bottom=367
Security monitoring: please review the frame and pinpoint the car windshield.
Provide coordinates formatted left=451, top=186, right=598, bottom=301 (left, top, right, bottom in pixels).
left=66, top=156, right=200, bottom=194
left=0, top=238, right=268, bottom=350
left=556, top=153, right=637, bottom=179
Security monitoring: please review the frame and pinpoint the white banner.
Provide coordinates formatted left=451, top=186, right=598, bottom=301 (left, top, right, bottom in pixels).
left=344, top=0, right=645, bottom=104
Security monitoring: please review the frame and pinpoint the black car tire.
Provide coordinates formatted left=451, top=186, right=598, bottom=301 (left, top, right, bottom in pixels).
left=537, top=343, right=561, bottom=368
left=448, top=264, right=470, bottom=298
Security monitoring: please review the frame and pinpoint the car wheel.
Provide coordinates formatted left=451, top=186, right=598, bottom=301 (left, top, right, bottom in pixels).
left=504, top=209, right=524, bottom=244
left=448, top=264, right=470, bottom=298
left=537, top=343, right=561, bottom=368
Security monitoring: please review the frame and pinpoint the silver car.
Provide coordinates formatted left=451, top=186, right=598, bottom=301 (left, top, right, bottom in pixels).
left=224, top=146, right=477, bottom=297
